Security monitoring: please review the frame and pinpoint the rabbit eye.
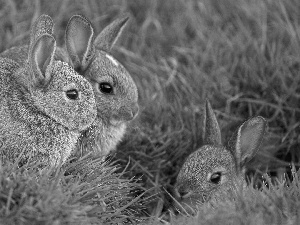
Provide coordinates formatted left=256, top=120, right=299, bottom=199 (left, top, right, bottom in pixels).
left=66, top=89, right=79, bottom=100
left=210, top=172, right=222, bottom=184
left=99, top=82, right=113, bottom=94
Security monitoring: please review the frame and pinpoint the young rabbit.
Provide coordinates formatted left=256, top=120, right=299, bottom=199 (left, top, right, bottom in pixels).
left=0, top=33, right=97, bottom=166
left=1, top=14, right=139, bottom=158
left=64, top=15, right=139, bottom=157
left=174, top=99, right=266, bottom=211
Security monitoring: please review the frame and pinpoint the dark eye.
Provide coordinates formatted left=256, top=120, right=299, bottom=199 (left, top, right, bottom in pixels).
left=99, top=82, right=113, bottom=94
left=66, top=89, right=79, bottom=100
left=210, top=172, right=222, bottom=184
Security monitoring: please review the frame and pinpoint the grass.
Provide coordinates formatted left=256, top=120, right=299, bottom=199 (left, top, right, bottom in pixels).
left=167, top=169, right=300, bottom=225
left=0, top=0, right=299, bottom=224
left=0, top=155, right=147, bottom=224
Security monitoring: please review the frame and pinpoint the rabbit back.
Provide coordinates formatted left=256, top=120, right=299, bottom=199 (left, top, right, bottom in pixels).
left=0, top=14, right=54, bottom=66
left=0, top=45, right=28, bottom=66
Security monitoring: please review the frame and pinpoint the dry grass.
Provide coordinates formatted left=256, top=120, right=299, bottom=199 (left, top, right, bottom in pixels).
left=0, top=0, right=299, bottom=224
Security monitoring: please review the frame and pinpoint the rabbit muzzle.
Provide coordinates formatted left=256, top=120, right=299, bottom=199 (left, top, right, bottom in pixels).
left=172, top=187, right=207, bottom=215
left=111, top=104, right=139, bottom=125
left=173, top=184, right=208, bottom=215
left=174, top=185, right=209, bottom=202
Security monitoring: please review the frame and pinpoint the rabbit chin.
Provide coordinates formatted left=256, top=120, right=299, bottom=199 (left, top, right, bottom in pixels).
left=173, top=195, right=203, bottom=215
left=91, top=117, right=127, bottom=155
left=109, top=118, right=126, bottom=127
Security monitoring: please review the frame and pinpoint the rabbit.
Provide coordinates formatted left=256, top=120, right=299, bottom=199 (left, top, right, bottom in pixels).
left=63, top=15, right=139, bottom=157
left=0, top=14, right=55, bottom=66
left=1, top=14, right=139, bottom=158
left=173, top=99, right=266, bottom=212
left=0, top=32, right=97, bottom=167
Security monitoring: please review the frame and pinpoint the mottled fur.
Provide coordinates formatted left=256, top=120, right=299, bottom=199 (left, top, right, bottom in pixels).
left=174, top=99, right=266, bottom=212
left=1, top=15, right=54, bottom=66
left=0, top=15, right=139, bottom=158
left=65, top=15, right=139, bottom=157
left=0, top=28, right=96, bottom=166
left=1, top=45, right=28, bottom=65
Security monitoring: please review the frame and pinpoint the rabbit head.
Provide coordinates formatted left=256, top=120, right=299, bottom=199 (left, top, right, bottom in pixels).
left=174, top=99, right=266, bottom=211
left=17, top=33, right=97, bottom=132
left=65, top=15, right=139, bottom=130
left=62, top=15, right=139, bottom=156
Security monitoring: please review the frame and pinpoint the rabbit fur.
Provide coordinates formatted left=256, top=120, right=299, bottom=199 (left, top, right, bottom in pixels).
left=1, top=14, right=55, bottom=65
left=174, top=99, right=266, bottom=212
left=64, top=15, right=139, bottom=158
left=0, top=16, right=97, bottom=166
left=0, top=14, right=139, bottom=158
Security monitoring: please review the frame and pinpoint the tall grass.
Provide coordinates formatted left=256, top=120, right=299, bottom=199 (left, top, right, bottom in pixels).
left=0, top=0, right=299, bottom=224
left=0, top=156, right=145, bottom=224
left=167, top=168, right=300, bottom=225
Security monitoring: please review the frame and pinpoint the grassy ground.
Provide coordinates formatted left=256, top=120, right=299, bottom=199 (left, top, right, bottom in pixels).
left=0, top=0, right=300, bottom=224
left=167, top=169, right=300, bottom=225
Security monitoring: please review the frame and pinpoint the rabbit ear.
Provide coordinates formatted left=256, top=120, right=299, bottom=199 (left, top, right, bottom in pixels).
left=29, top=34, right=56, bottom=87
left=203, top=99, right=222, bottom=146
left=228, top=116, right=266, bottom=167
left=66, top=14, right=95, bottom=72
left=29, top=14, right=54, bottom=50
left=94, top=16, right=129, bottom=52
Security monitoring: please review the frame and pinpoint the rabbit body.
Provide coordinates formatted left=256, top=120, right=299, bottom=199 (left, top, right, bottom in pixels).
left=64, top=15, right=139, bottom=157
left=0, top=33, right=97, bottom=166
left=1, top=45, right=28, bottom=65
left=174, top=100, right=266, bottom=211
left=0, top=14, right=55, bottom=66
left=73, top=49, right=138, bottom=156
left=0, top=15, right=139, bottom=158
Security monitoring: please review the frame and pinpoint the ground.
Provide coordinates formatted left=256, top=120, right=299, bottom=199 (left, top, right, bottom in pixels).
left=0, top=0, right=299, bottom=224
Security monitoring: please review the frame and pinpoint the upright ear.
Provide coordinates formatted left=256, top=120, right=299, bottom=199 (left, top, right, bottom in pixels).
left=227, top=116, right=266, bottom=167
left=29, top=34, right=56, bottom=87
left=65, top=14, right=95, bottom=72
left=94, top=16, right=129, bottom=52
left=29, top=14, right=54, bottom=51
left=203, top=99, right=222, bottom=146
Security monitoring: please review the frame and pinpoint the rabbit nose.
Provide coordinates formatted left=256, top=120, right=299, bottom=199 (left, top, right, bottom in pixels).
left=113, top=105, right=139, bottom=122
left=174, top=185, right=193, bottom=199
left=202, top=193, right=209, bottom=202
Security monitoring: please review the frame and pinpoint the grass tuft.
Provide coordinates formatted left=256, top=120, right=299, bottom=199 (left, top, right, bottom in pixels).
left=0, top=0, right=299, bottom=224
